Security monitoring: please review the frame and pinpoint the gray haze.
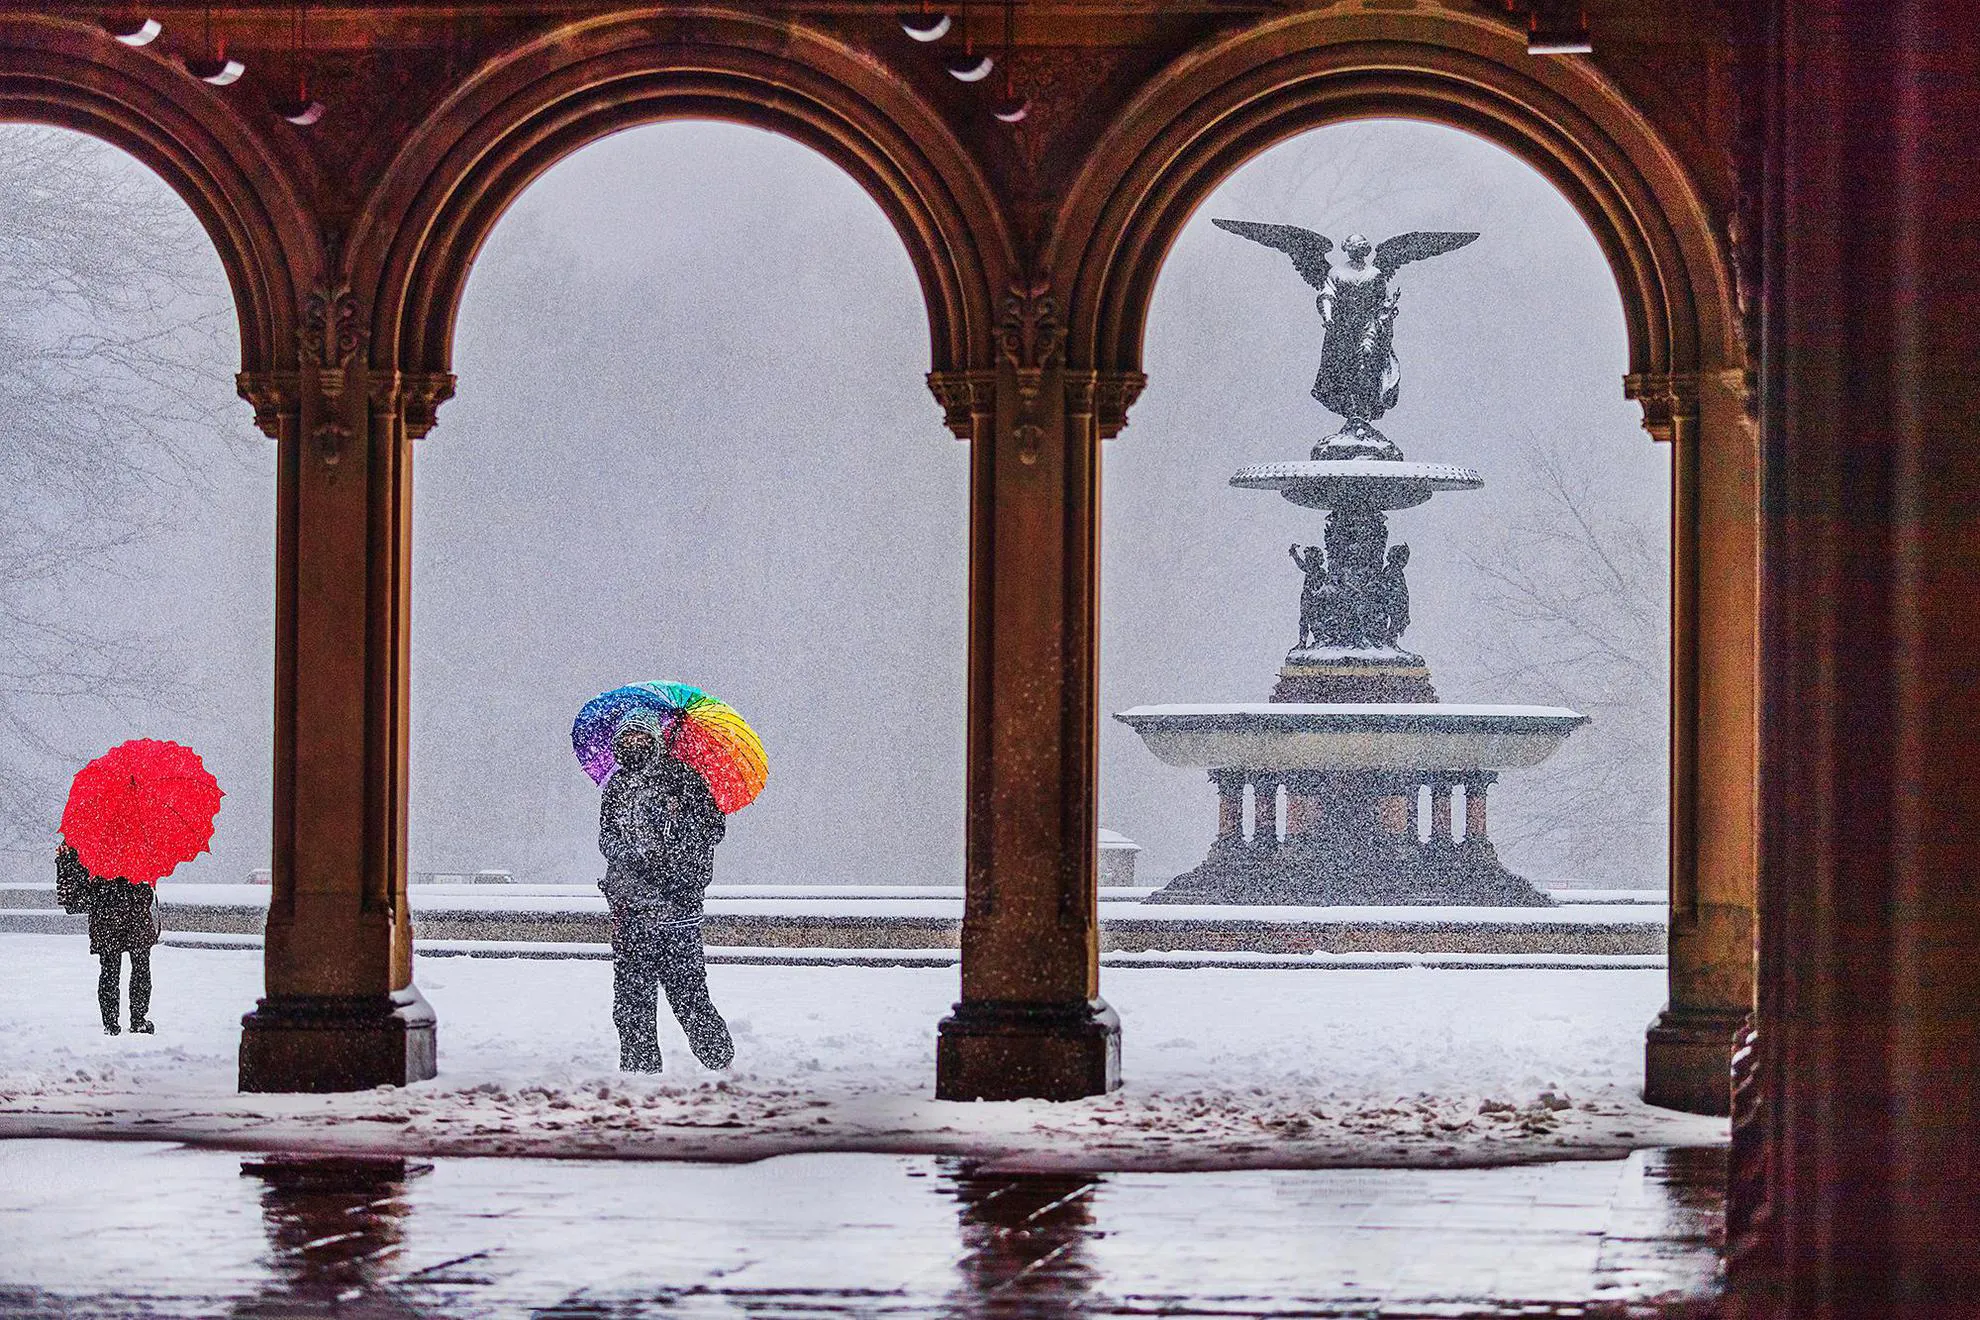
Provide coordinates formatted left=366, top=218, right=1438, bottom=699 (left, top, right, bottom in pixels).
left=3, top=119, right=1666, bottom=892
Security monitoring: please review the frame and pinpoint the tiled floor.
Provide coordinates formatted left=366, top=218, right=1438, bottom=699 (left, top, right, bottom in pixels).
left=0, top=1140, right=1721, bottom=1317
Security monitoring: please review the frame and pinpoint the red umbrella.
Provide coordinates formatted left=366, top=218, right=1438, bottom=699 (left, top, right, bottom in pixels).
left=59, top=739, right=224, bottom=886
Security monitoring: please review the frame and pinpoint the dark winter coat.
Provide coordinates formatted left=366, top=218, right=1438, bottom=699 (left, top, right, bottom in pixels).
left=598, top=754, right=726, bottom=925
left=55, top=846, right=161, bottom=955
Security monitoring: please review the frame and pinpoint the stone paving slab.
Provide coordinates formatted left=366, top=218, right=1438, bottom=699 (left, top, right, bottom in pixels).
left=0, top=1141, right=1723, bottom=1317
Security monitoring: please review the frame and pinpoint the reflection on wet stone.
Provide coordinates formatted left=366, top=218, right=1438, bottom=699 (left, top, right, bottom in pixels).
left=947, top=1169, right=1100, bottom=1319
left=233, top=1154, right=430, bottom=1318
left=0, top=1144, right=1726, bottom=1317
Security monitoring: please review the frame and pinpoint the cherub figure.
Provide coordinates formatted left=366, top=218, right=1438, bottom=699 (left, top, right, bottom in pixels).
left=1289, top=542, right=1331, bottom=649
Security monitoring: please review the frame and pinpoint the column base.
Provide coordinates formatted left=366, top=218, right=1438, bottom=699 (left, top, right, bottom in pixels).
left=1644, top=1002, right=1745, bottom=1116
left=240, top=985, right=437, bottom=1093
left=936, top=998, right=1121, bottom=1101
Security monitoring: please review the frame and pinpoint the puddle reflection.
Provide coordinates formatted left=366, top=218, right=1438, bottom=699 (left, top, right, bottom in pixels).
left=946, top=1169, right=1101, bottom=1318
left=232, top=1154, right=431, bottom=1318
left=0, top=1145, right=1727, bottom=1317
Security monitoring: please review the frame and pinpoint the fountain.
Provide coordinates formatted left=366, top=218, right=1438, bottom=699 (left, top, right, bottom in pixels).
left=1114, top=220, right=1586, bottom=907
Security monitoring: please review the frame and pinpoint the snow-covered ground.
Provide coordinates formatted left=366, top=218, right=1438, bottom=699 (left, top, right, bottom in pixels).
left=0, top=935, right=1723, bottom=1167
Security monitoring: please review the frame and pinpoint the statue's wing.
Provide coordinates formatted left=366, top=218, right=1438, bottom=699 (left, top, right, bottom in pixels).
left=1373, top=231, right=1478, bottom=274
left=1212, top=218, right=1334, bottom=290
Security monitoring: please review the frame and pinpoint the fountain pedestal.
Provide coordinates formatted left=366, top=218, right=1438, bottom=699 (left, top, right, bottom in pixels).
left=1273, top=647, right=1436, bottom=702
left=1115, top=704, right=1586, bottom=906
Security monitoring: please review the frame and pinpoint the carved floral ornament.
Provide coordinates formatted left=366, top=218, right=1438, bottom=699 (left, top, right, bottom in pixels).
left=925, top=278, right=1144, bottom=444
left=299, top=283, right=363, bottom=372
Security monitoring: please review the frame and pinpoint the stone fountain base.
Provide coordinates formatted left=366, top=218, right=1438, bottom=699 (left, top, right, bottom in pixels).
left=1112, top=706, right=1588, bottom=908
left=1146, top=832, right=1553, bottom=908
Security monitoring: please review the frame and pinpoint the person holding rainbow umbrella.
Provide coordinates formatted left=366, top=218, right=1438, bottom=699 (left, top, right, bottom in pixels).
left=572, top=682, right=767, bottom=1073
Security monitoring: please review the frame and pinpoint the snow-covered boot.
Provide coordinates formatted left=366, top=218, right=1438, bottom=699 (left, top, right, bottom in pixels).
left=683, top=1012, right=734, bottom=1071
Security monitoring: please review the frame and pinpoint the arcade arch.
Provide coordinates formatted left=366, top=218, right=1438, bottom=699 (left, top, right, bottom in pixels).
left=1061, top=9, right=1755, bottom=1114
left=0, top=9, right=1755, bottom=1115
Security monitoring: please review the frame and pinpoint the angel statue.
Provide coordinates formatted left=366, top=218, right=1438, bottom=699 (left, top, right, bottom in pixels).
left=1213, top=220, right=1477, bottom=458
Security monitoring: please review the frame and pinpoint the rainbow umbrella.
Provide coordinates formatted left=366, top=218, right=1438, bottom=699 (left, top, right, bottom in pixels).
left=572, top=681, right=768, bottom=814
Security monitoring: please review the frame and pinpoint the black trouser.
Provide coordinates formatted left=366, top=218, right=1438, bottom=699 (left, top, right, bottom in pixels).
left=610, top=917, right=732, bottom=1072
left=97, top=948, right=151, bottom=1028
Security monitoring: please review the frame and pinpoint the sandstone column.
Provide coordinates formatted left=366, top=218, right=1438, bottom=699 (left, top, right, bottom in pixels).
left=1643, top=368, right=1757, bottom=1116
left=1461, top=774, right=1491, bottom=843
left=930, top=287, right=1134, bottom=1101
left=236, top=286, right=449, bottom=1092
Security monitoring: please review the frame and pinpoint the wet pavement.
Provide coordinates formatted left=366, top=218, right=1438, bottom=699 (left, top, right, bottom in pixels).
left=0, top=1140, right=1721, bottom=1317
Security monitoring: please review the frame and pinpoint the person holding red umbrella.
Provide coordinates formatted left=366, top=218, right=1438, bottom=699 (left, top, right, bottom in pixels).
left=53, top=739, right=223, bottom=1036
left=54, top=842, right=161, bottom=1035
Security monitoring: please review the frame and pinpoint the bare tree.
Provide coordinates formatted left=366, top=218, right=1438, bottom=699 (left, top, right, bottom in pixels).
left=1457, top=432, right=1670, bottom=885
left=0, top=125, right=242, bottom=849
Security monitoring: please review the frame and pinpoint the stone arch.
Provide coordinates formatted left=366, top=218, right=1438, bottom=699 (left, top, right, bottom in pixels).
left=1054, top=7, right=1754, bottom=1116
left=0, top=16, right=311, bottom=376
left=354, top=8, right=1011, bottom=401
left=1052, top=8, right=1740, bottom=405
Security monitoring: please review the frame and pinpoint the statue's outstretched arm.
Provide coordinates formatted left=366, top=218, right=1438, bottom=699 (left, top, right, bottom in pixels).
left=1213, top=218, right=1334, bottom=291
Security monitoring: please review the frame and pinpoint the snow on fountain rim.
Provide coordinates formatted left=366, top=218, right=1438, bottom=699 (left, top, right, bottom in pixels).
left=1117, top=702, right=1585, bottom=722
left=1229, top=458, right=1485, bottom=489
left=1113, top=704, right=1588, bottom=771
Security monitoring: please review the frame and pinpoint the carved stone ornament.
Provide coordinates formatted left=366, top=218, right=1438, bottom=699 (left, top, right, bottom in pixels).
left=1000, top=280, right=1066, bottom=466
left=1093, top=371, right=1147, bottom=439
left=927, top=370, right=995, bottom=439
left=374, top=370, right=458, bottom=440
left=299, top=283, right=364, bottom=372
left=312, top=420, right=351, bottom=468
left=1624, top=370, right=1702, bottom=444
left=235, top=371, right=300, bottom=441
left=998, top=279, right=1067, bottom=372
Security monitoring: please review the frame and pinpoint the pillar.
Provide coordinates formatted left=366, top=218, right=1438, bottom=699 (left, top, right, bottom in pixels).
left=1461, top=774, right=1492, bottom=843
left=1212, top=769, right=1244, bottom=846
left=1375, top=787, right=1412, bottom=838
left=1251, top=774, right=1281, bottom=849
left=929, top=288, right=1131, bottom=1101
left=236, top=286, right=448, bottom=1092
left=1731, top=2, right=1980, bottom=1306
left=1643, top=366, right=1756, bottom=1116
left=1429, top=779, right=1454, bottom=844
left=1283, top=773, right=1323, bottom=841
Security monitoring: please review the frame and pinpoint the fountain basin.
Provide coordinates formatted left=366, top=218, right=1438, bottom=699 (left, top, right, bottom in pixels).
left=1113, top=702, right=1587, bottom=770
left=1230, top=458, right=1483, bottom=511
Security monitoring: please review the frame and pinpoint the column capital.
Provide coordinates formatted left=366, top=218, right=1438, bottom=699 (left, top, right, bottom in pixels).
left=926, top=369, right=996, bottom=439
left=366, top=370, right=458, bottom=439
left=1067, top=370, right=1148, bottom=440
left=236, top=370, right=301, bottom=439
left=1623, top=369, right=1702, bottom=444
